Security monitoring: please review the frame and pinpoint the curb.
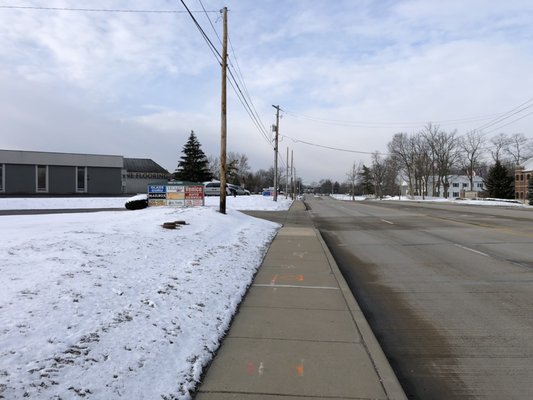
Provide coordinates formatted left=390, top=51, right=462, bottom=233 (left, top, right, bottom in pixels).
left=315, top=228, right=408, bottom=400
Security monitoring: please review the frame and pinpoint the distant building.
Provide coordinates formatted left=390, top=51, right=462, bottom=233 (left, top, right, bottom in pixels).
left=515, top=158, right=533, bottom=202
left=401, top=175, right=484, bottom=198
left=0, top=149, right=169, bottom=196
left=124, top=158, right=170, bottom=194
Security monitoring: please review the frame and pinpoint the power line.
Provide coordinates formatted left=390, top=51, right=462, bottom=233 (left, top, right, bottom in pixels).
left=474, top=98, right=533, bottom=133
left=193, top=2, right=275, bottom=155
left=282, top=109, right=507, bottom=129
left=281, top=134, right=389, bottom=156
left=0, top=5, right=217, bottom=13
left=180, top=1, right=282, bottom=166
left=483, top=110, right=533, bottom=134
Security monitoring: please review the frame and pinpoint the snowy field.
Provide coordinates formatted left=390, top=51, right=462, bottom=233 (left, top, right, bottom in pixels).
left=330, top=194, right=531, bottom=208
left=0, top=196, right=291, bottom=399
left=0, top=194, right=292, bottom=212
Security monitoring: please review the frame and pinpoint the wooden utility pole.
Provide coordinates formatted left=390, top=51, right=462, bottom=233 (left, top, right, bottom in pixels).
left=285, top=147, right=289, bottom=199
left=272, top=105, right=280, bottom=202
left=219, top=7, right=228, bottom=214
left=290, top=150, right=294, bottom=200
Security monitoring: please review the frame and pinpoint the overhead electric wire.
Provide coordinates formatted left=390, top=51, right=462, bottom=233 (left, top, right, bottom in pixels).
left=282, top=109, right=508, bottom=129
left=194, top=1, right=274, bottom=152
left=0, top=5, right=216, bottom=13
left=182, top=1, right=280, bottom=166
left=483, top=111, right=533, bottom=135
left=280, top=134, right=389, bottom=156
left=474, top=98, right=533, bottom=133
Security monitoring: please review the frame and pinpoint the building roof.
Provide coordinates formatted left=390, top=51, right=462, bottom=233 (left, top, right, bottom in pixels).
left=0, top=149, right=123, bottom=168
left=124, top=158, right=169, bottom=174
left=519, top=158, right=533, bottom=172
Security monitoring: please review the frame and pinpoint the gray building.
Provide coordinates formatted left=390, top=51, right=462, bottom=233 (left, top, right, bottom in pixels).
left=123, top=158, right=170, bottom=194
left=0, top=149, right=169, bottom=196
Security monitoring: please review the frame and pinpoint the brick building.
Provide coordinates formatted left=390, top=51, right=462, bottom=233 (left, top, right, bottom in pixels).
left=515, top=158, right=533, bottom=202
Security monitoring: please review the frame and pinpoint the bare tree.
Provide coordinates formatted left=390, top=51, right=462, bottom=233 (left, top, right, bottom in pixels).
left=207, top=155, right=220, bottom=179
left=423, top=125, right=459, bottom=198
left=227, top=152, right=250, bottom=185
left=459, top=130, right=485, bottom=190
left=388, top=133, right=416, bottom=198
left=490, top=133, right=511, bottom=163
left=371, top=152, right=387, bottom=199
left=346, top=161, right=361, bottom=200
left=504, top=133, right=533, bottom=166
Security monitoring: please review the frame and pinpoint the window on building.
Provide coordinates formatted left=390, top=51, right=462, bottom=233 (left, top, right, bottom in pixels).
left=527, top=174, right=531, bottom=180
left=520, top=175, right=524, bottom=181
left=477, top=183, right=483, bottom=188
left=76, top=166, right=87, bottom=192
left=36, top=165, right=48, bottom=192
left=0, top=164, right=4, bottom=192
left=462, top=183, right=468, bottom=188
left=516, top=175, right=520, bottom=181
left=453, top=183, right=459, bottom=187
left=453, top=191, right=459, bottom=198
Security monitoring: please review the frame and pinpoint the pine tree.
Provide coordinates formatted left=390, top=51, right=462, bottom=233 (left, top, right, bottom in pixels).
left=484, top=160, right=514, bottom=199
left=174, top=130, right=212, bottom=182
left=359, top=164, right=374, bottom=195
left=527, top=176, right=533, bottom=206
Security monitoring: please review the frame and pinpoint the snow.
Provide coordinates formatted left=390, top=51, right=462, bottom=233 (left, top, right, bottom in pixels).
left=0, top=194, right=292, bottom=212
left=330, top=194, right=530, bottom=207
left=0, top=196, right=291, bottom=399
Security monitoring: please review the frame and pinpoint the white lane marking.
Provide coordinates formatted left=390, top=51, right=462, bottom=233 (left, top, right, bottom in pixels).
left=381, top=219, right=394, bottom=225
left=454, top=244, right=489, bottom=257
left=253, top=284, right=339, bottom=290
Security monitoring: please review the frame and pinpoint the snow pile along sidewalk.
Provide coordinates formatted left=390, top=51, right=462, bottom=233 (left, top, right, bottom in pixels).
left=0, top=206, right=280, bottom=399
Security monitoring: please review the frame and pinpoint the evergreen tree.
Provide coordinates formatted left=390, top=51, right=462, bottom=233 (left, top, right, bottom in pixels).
left=527, top=176, right=533, bottom=206
left=359, top=164, right=374, bottom=195
left=174, top=130, right=212, bottom=182
left=484, top=160, right=514, bottom=199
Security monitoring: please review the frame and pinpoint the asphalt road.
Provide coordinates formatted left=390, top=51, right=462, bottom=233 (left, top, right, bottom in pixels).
left=305, top=196, right=533, bottom=400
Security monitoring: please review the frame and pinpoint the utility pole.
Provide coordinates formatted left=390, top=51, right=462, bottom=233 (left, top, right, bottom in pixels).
left=290, top=150, right=294, bottom=200
left=285, top=147, right=289, bottom=199
left=219, top=7, right=228, bottom=214
left=272, top=105, right=280, bottom=202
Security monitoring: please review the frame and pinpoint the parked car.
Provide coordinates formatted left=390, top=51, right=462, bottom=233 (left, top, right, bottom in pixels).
left=204, top=181, right=250, bottom=196
left=227, top=184, right=250, bottom=196
left=204, top=181, right=230, bottom=196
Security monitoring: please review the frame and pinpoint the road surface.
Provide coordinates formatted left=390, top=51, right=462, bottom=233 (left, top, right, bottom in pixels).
left=306, top=196, right=533, bottom=399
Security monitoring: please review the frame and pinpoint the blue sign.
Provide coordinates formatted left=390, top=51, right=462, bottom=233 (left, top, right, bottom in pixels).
left=148, top=185, right=166, bottom=193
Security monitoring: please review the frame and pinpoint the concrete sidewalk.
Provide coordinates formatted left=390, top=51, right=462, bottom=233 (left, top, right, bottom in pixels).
left=195, top=201, right=406, bottom=399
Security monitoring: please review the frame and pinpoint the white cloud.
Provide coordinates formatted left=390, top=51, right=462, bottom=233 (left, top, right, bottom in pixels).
left=1, top=0, right=532, bottom=183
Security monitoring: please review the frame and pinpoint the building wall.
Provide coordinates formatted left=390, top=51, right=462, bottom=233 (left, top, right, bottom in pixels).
left=515, top=169, right=532, bottom=201
left=4, top=164, right=34, bottom=194
left=0, top=150, right=125, bottom=196
left=87, top=167, right=122, bottom=195
left=49, top=165, right=75, bottom=194
left=125, top=178, right=168, bottom=194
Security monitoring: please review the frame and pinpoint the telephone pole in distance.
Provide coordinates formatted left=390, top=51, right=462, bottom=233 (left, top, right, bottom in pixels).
left=272, top=105, right=280, bottom=202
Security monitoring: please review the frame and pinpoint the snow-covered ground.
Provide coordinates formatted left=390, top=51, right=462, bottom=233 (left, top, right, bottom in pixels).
left=0, top=196, right=291, bottom=399
left=330, top=194, right=531, bottom=207
left=0, top=194, right=292, bottom=212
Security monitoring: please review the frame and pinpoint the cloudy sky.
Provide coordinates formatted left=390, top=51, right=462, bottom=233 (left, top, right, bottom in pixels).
left=1, top=0, right=533, bottom=183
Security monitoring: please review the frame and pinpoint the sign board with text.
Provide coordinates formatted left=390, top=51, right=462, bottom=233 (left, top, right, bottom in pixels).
left=147, top=182, right=204, bottom=207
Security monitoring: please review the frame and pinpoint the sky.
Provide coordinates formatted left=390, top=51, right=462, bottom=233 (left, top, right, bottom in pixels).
left=1, top=0, right=533, bottom=183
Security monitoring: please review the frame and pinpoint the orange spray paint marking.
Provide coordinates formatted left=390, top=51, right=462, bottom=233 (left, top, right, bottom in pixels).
left=296, top=360, right=304, bottom=376
left=270, top=274, right=279, bottom=285
left=276, top=274, right=304, bottom=282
